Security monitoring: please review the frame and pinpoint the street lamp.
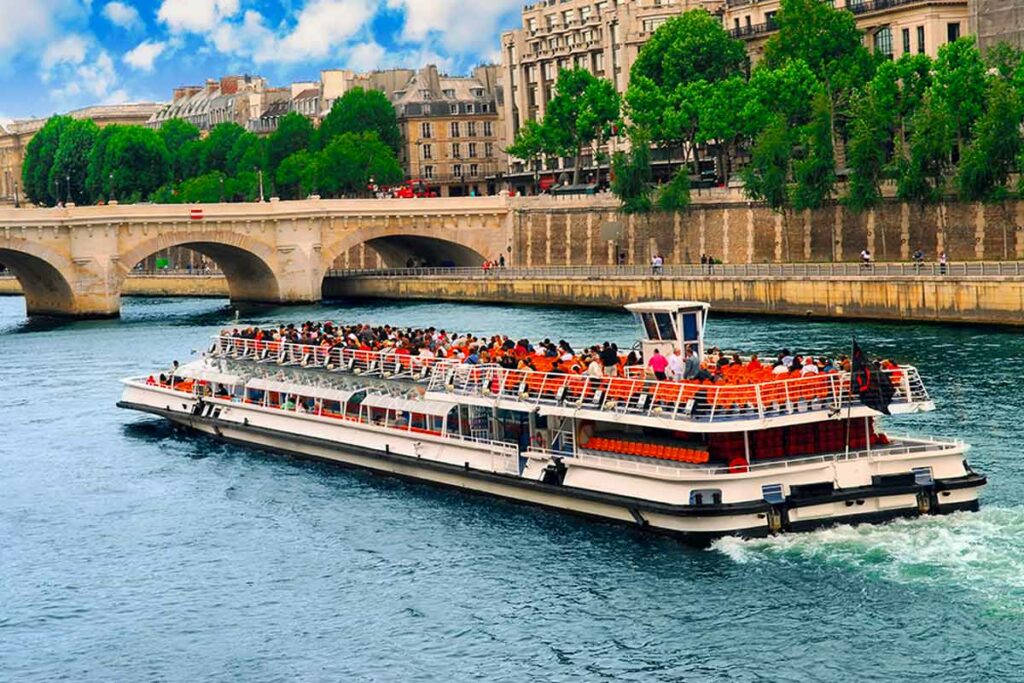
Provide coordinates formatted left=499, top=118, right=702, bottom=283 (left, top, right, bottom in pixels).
left=219, top=177, right=225, bottom=203
left=256, top=167, right=264, bottom=202
left=65, top=174, right=70, bottom=205
left=108, top=172, right=114, bottom=203
left=54, top=178, right=59, bottom=207
left=13, top=180, right=19, bottom=208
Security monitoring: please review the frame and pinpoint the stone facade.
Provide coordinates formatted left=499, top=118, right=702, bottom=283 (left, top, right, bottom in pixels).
left=0, top=103, right=162, bottom=206
left=969, top=0, right=1024, bottom=52
left=393, top=65, right=504, bottom=197
left=724, top=0, right=971, bottom=61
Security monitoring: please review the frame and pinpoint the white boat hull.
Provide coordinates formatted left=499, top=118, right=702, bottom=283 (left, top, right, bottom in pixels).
left=119, top=380, right=984, bottom=543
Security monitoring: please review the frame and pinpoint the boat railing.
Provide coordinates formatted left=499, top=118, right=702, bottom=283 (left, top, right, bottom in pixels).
left=430, top=362, right=928, bottom=424
left=564, top=437, right=963, bottom=480
left=213, top=335, right=438, bottom=380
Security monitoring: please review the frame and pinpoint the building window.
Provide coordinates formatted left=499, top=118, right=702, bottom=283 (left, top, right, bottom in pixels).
left=450, top=121, right=460, bottom=137
left=424, top=165, right=434, bottom=179
left=422, top=144, right=433, bottom=160
left=452, top=142, right=461, bottom=158
left=595, top=52, right=604, bottom=72
left=485, top=142, right=494, bottom=157
left=483, top=121, right=493, bottom=137
left=873, top=27, right=893, bottom=59
left=468, top=142, right=478, bottom=157
left=917, top=26, right=925, bottom=54
left=902, top=27, right=911, bottom=54
left=443, top=89, right=455, bottom=98
left=580, top=6, right=591, bottom=21
left=453, top=163, right=463, bottom=178
left=467, top=121, right=477, bottom=137
left=947, top=22, right=960, bottom=43
left=421, top=122, right=432, bottom=138
left=466, top=103, right=475, bottom=114
left=450, top=104, right=458, bottom=114
left=470, top=163, right=479, bottom=177
left=481, top=103, right=489, bottom=113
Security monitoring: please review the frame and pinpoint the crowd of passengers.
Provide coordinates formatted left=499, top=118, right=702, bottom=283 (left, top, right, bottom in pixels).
left=223, top=323, right=892, bottom=385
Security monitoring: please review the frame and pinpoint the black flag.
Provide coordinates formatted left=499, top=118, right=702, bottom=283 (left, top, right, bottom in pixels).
left=851, top=340, right=895, bottom=415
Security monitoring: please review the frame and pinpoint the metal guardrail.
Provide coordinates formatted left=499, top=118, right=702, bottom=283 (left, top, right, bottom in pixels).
left=213, top=335, right=928, bottom=427
left=327, top=261, right=1024, bottom=280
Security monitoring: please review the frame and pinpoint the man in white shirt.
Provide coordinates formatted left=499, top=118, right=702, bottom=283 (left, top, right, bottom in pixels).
left=668, top=348, right=685, bottom=380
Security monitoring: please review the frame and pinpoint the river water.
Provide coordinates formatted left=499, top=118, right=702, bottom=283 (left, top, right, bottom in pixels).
left=2, top=295, right=1023, bottom=681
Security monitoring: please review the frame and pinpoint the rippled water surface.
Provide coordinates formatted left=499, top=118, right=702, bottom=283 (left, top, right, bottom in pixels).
left=2, top=295, right=1023, bottom=681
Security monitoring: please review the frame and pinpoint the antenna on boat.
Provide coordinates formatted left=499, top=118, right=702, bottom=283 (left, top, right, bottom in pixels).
left=234, top=309, right=240, bottom=322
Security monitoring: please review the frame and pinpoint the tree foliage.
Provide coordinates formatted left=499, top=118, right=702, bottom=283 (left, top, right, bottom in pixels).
left=543, top=68, right=620, bottom=184
left=319, top=88, right=401, bottom=154
left=610, top=129, right=654, bottom=214
left=315, top=131, right=403, bottom=197
left=103, top=126, right=171, bottom=202
left=50, top=119, right=98, bottom=206
left=267, top=112, right=315, bottom=182
left=200, top=122, right=246, bottom=174
left=159, top=118, right=201, bottom=182
left=21, top=116, right=72, bottom=205
left=957, top=79, right=1022, bottom=202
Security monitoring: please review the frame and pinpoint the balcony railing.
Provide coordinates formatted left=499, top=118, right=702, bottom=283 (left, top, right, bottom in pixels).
left=729, top=0, right=937, bottom=38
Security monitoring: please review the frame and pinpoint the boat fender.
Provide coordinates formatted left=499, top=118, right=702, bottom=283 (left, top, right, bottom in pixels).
left=727, top=457, right=748, bottom=474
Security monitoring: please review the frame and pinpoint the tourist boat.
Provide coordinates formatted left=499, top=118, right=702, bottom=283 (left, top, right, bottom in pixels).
left=117, top=301, right=986, bottom=543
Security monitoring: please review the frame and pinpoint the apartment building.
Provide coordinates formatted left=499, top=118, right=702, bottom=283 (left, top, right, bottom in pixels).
left=393, top=65, right=504, bottom=197
left=724, top=0, right=970, bottom=62
left=147, top=75, right=285, bottom=134
left=500, top=0, right=721, bottom=192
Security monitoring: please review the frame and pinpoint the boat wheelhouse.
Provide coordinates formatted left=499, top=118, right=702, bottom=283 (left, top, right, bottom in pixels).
left=118, top=301, right=985, bottom=542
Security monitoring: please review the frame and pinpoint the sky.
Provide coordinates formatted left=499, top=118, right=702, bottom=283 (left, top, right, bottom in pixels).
left=0, top=0, right=524, bottom=121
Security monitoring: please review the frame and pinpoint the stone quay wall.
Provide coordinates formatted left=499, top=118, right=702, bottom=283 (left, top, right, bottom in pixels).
left=325, top=274, right=1024, bottom=327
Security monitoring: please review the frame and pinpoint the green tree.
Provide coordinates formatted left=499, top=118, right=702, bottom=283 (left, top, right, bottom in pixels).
left=744, top=60, right=820, bottom=131
left=200, top=122, right=246, bottom=174
left=226, top=132, right=265, bottom=177
left=267, top=112, right=315, bottom=182
left=957, top=79, right=1022, bottom=202
left=931, top=37, right=988, bottom=152
left=102, top=126, right=171, bottom=202
left=542, top=68, right=620, bottom=185
left=275, top=150, right=316, bottom=200
left=896, top=92, right=955, bottom=205
left=627, top=10, right=745, bottom=176
left=319, top=88, right=401, bottom=154
left=21, top=115, right=72, bottom=205
left=698, top=75, right=751, bottom=183
left=50, top=119, right=99, bottom=206
left=158, top=119, right=201, bottom=182
left=85, top=124, right=124, bottom=202
left=984, top=41, right=1022, bottom=82
left=763, top=0, right=874, bottom=147
left=179, top=171, right=227, bottom=203
left=315, top=131, right=402, bottom=198
left=791, top=91, right=836, bottom=211
left=610, top=129, right=654, bottom=214
left=742, top=114, right=793, bottom=214
left=845, top=61, right=899, bottom=212
left=657, top=169, right=691, bottom=213
left=506, top=119, right=548, bottom=192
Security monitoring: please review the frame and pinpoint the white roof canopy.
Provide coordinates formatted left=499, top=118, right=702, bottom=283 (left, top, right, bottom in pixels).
left=183, top=368, right=243, bottom=386
left=246, top=378, right=360, bottom=404
left=625, top=301, right=711, bottom=314
left=360, top=394, right=456, bottom=417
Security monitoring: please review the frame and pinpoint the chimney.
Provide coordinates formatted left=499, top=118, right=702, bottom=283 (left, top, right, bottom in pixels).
left=206, top=78, right=219, bottom=94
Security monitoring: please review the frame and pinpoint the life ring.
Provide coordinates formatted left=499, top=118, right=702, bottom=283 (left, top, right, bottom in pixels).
left=728, top=457, right=748, bottom=474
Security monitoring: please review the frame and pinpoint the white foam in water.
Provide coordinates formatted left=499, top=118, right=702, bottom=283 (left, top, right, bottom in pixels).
left=712, top=508, right=1024, bottom=610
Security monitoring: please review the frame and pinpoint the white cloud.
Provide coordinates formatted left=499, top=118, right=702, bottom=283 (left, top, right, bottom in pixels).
left=345, top=41, right=386, bottom=72
left=123, top=40, right=166, bottom=71
left=102, top=1, right=142, bottom=30
left=278, top=0, right=375, bottom=61
left=41, top=34, right=88, bottom=71
left=0, top=0, right=84, bottom=65
left=388, top=0, right=520, bottom=55
left=157, top=0, right=239, bottom=33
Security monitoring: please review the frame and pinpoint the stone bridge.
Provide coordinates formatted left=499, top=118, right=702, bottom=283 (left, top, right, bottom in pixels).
left=0, top=197, right=512, bottom=317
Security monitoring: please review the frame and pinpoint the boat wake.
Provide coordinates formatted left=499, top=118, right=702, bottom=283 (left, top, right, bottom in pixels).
left=712, top=508, right=1024, bottom=612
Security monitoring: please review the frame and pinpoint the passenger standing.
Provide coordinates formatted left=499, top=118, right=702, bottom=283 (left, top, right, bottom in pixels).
left=600, top=342, right=619, bottom=377
left=939, top=251, right=948, bottom=275
left=668, top=348, right=685, bottom=380
left=648, top=349, right=669, bottom=381
left=683, top=346, right=701, bottom=380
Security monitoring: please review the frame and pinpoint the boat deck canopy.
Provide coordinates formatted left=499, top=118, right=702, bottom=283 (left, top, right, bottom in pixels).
left=361, top=393, right=456, bottom=416
left=246, top=378, right=360, bottom=404
left=185, top=368, right=243, bottom=386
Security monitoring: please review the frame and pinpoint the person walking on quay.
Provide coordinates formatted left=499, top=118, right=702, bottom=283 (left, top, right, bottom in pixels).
left=651, top=253, right=664, bottom=275
left=939, top=251, right=948, bottom=275
left=498, top=254, right=506, bottom=268
left=912, top=249, right=925, bottom=273
left=860, top=248, right=873, bottom=270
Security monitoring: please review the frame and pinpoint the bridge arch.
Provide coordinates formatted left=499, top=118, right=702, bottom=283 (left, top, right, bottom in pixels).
left=118, top=231, right=282, bottom=303
left=320, top=225, right=487, bottom=276
left=0, top=238, right=81, bottom=316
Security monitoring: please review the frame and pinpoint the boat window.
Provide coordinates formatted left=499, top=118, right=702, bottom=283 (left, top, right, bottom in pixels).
left=681, top=311, right=701, bottom=343
left=655, top=313, right=677, bottom=341
left=641, top=312, right=660, bottom=340
left=689, top=489, right=722, bottom=506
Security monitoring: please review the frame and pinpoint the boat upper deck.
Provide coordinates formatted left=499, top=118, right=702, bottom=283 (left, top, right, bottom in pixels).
left=213, top=335, right=932, bottom=430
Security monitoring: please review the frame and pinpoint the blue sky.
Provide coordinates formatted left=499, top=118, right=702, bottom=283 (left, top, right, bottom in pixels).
left=0, top=0, right=523, bottom=121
